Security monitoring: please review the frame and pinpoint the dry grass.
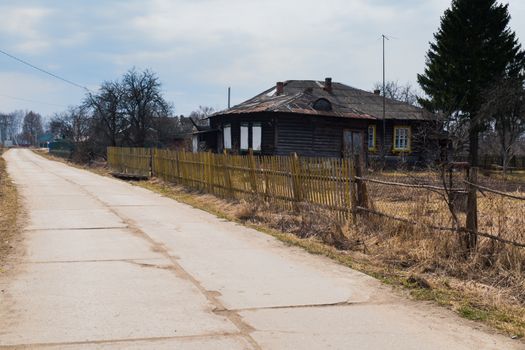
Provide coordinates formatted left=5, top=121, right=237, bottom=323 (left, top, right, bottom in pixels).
left=135, top=177, right=525, bottom=338
left=0, top=148, right=22, bottom=266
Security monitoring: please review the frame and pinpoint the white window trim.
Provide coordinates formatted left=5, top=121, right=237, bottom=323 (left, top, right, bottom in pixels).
left=252, top=122, right=262, bottom=151
left=223, top=124, right=232, bottom=150
left=240, top=123, right=249, bottom=150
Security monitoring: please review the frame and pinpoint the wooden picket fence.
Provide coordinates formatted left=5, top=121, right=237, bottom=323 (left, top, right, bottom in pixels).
left=106, top=147, right=525, bottom=250
left=107, top=147, right=152, bottom=178
left=108, top=147, right=360, bottom=221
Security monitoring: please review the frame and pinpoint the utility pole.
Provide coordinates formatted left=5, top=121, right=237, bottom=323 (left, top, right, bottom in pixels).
left=382, top=34, right=389, bottom=163
left=228, top=87, right=231, bottom=109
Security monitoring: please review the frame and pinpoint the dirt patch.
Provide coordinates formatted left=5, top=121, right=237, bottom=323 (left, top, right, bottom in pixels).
left=0, top=149, right=23, bottom=268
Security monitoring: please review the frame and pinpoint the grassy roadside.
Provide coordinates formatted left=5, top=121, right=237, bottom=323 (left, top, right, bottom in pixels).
left=137, top=180, right=525, bottom=338
left=0, top=148, right=21, bottom=266
left=32, top=150, right=525, bottom=339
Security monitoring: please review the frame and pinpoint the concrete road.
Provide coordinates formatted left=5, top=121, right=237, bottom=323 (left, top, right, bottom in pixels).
left=0, top=149, right=521, bottom=349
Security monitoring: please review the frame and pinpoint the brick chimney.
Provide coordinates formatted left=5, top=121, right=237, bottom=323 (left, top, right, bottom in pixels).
left=374, top=89, right=381, bottom=95
left=276, top=82, right=284, bottom=95
left=324, top=77, right=333, bottom=93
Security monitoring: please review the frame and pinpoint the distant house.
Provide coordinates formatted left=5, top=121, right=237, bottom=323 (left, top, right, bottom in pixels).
left=38, top=132, right=55, bottom=148
left=205, top=78, right=438, bottom=164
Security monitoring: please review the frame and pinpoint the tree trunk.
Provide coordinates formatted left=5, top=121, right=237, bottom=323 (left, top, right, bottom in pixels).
left=502, top=151, right=508, bottom=176
left=469, top=129, right=479, bottom=167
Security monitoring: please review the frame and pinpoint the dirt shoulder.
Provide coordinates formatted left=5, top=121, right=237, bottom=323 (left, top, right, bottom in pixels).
left=0, top=149, right=23, bottom=267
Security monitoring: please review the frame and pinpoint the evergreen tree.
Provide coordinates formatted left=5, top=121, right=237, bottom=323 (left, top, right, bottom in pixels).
left=418, top=0, right=525, bottom=166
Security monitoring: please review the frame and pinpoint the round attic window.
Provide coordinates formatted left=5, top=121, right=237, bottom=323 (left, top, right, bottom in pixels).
left=313, top=98, right=332, bottom=111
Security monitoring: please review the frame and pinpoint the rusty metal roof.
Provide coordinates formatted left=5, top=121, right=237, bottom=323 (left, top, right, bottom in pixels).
left=212, top=80, right=432, bottom=121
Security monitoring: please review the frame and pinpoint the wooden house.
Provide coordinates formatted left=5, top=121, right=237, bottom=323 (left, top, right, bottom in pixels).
left=205, top=78, right=437, bottom=164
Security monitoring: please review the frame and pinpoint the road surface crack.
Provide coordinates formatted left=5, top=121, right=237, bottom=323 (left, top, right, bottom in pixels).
left=20, top=152, right=263, bottom=350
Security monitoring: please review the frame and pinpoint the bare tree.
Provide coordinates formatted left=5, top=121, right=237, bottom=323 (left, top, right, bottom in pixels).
left=84, top=80, right=126, bottom=148
left=188, top=106, right=214, bottom=127
left=7, top=110, right=24, bottom=145
left=479, top=78, right=525, bottom=174
left=373, top=81, right=420, bottom=106
left=50, top=107, right=91, bottom=143
left=22, top=111, right=44, bottom=146
left=0, top=110, right=24, bottom=146
left=120, top=68, right=172, bottom=147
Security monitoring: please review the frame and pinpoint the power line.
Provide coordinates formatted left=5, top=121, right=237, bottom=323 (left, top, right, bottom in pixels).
left=0, top=48, right=91, bottom=92
left=0, top=94, right=69, bottom=108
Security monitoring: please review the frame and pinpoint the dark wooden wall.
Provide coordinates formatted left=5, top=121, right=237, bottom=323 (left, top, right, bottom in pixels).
left=210, top=112, right=368, bottom=157
left=275, top=114, right=367, bottom=157
left=210, top=113, right=275, bottom=155
left=209, top=113, right=437, bottom=165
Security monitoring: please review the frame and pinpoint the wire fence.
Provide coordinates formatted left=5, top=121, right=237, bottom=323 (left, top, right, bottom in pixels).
left=107, top=147, right=525, bottom=249
left=456, top=155, right=525, bottom=170
left=359, top=169, right=525, bottom=249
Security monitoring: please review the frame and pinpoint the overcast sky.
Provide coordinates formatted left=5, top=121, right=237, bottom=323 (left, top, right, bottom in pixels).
left=0, top=0, right=524, bottom=119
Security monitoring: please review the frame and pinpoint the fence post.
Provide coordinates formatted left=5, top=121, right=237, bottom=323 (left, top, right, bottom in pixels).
left=290, top=152, right=303, bottom=203
left=348, top=156, right=357, bottom=223
left=354, top=154, right=369, bottom=210
left=248, top=149, right=258, bottom=193
left=209, top=152, right=216, bottom=194
left=149, top=148, right=154, bottom=177
left=465, top=167, right=478, bottom=253
left=223, top=150, right=234, bottom=198
left=174, top=151, right=180, bottom=183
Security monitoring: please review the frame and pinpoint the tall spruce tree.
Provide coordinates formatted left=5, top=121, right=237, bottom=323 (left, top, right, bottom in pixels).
left=418, top=0, right=525, bottom=166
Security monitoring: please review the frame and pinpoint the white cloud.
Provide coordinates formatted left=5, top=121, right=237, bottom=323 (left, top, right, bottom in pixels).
left=0, top=6, right=54, bottom=54
left=0, top=5, right=89, bottom=54
left=0, top=0, right=523, bottom=116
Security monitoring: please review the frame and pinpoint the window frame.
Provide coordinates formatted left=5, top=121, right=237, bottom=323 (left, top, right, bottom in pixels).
left=240, top=122, right=249, bottom=150
left=393, top=125, right=411, bottom=152
left=223, top=123, right=232, bottom=150
left=252, top=122, right=262, bottom=151
left=367, top=125, right=376, bottom=152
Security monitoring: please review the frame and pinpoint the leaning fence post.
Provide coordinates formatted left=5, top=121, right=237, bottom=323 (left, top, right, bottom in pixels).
left=465, top=167, right=478, bottom=253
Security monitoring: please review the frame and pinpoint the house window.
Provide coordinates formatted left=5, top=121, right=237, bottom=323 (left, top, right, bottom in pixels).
left=252, top=122, right=262, bottom=151
left=240, top=123, right=249, bottom=150
left=223, top=124, right=232, bottom=149
left=368, top=125, right=376, bottom=151
left=393, top=126, right=411, bottom=151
